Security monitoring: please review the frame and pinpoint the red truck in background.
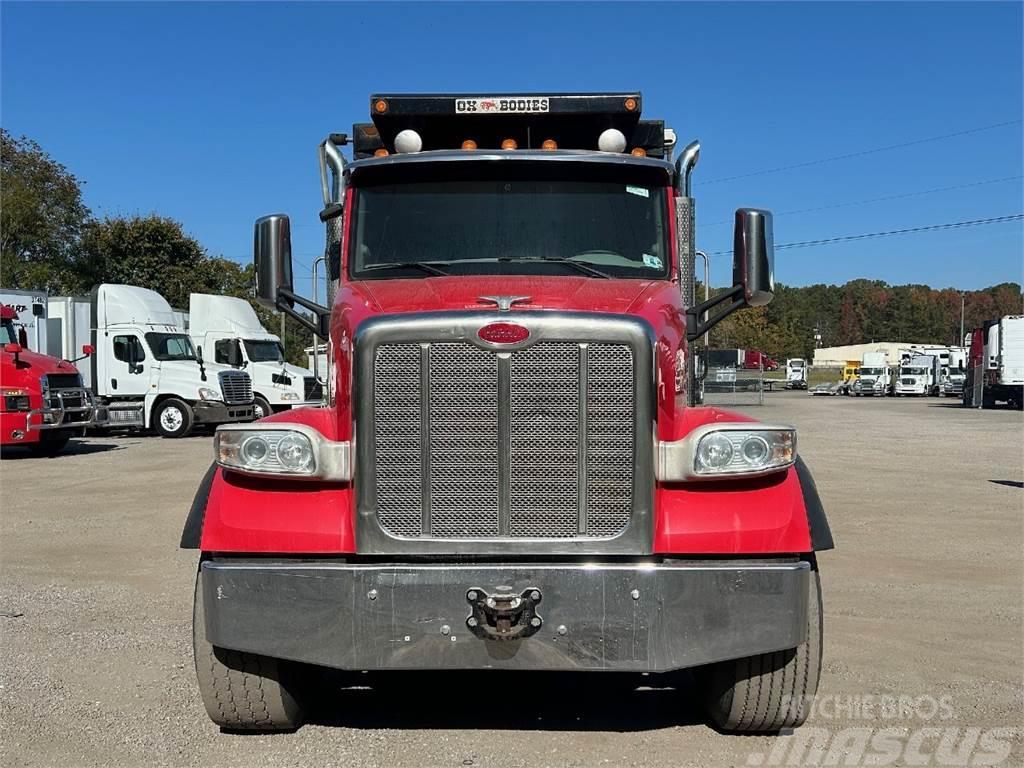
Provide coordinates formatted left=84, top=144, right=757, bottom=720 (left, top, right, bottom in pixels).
left=181, top=92, right=833, bottom=733
left=744, top=348, right=779, bottom=371
left=1, top=305, right=95, bottom=456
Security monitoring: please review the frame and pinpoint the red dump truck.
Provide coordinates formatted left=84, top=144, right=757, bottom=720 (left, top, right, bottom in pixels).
left=1, top=305, right=95, bottom=455
left=181, top=92, right=833, bottom=733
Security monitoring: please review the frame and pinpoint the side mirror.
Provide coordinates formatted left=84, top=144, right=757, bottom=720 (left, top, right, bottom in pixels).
left=732, top=208, right=774, bottom=308
left=254, top=214, right=294, bottom=311
left=196, top=345, right=204, bottom=363
left=82, top=344, right=94, bottom=356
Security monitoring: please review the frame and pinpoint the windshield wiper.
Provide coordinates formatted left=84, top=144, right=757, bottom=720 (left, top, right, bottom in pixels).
left=497, top=256, right=611, bottom=279
left=361, top=262, right=450, bottom=277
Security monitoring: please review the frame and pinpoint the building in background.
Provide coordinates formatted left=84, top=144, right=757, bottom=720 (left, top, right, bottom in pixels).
left=812, top=342, right=930, bottom=367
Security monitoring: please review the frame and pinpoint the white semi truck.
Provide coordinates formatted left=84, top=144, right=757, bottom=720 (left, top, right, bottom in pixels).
left=47, top=285, right=255, bottom=437
left=785, top=358, right=807, bottom=389
left=895, top=354, right=939, bottom=396
left=188, top=293, right=322, bottom=420
left=851, top=351, right=890, bottom=396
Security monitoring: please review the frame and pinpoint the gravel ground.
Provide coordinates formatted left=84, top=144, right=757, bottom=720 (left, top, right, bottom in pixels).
left=1, top=393, right=1021, bottom=767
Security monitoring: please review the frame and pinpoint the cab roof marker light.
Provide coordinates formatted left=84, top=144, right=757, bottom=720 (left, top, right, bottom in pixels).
left=597, top=128, right=627, bottom=153
left=541, top=139, right=558, bottom=150
left=394, top=129, right=423, bottom=153
left=461, top=139, right=478, bottom=150
left=501, top=138, right=518, bottom=150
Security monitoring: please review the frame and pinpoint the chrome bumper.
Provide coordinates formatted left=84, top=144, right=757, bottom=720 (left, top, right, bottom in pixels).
left=27, top=388, right=95, bottom=431
left=199, top=559, right=810, bottom=672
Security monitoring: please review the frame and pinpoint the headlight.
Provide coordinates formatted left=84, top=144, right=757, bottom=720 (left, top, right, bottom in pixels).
left=2, top=388, right=30, bottom=412
left=657, top=423, right=796, bottom=481
left=215, top=423, right=351, bottom=481
left=198, top=387, right=222, bottom=401
left=280, top=391, right=300, bottom=401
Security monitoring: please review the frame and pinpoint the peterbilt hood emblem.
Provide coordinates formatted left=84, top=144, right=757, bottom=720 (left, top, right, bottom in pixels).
left=478, top=322, right=530, bottom=345
left=478, top=295, right=531, bottom=311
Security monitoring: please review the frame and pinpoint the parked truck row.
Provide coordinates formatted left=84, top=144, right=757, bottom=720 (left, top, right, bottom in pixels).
left=2, top=284, right=324, bottom=454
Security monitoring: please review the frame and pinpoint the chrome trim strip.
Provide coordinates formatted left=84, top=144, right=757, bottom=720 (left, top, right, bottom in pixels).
left=419, top=343, right=432, bottom=536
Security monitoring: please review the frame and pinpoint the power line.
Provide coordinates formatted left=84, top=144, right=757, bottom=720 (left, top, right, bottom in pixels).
left=702, top=176, right=1024, bottom=226
left=709, top=214, right=1024, bottom=256
left=702, top=120, right=1023, bottom=185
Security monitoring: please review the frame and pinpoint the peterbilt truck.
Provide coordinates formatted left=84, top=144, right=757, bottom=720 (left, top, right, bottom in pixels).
left=181, top=92, right=833, bottom=733
left=188, top=293, right=322, bottom=419
left=1, top=305, right=95, bottom=455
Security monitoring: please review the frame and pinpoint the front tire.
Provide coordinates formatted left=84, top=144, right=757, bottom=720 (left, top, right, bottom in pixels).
left=154, top=398, right=194, bottom=438
left=192, top=573, right=305, bottom=731
left=252, top=395, right=272, bottom=421
left=699, top=562, right=823, bottom=733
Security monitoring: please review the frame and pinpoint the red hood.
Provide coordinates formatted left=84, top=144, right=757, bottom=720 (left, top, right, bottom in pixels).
left=2, top=347, right=79, bottom=385
left=351, top=276, right=663, bottom=315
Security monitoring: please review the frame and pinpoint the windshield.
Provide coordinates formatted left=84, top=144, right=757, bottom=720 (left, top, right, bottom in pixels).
left=1, top=319, right=16, bottom=345
left=790, top=361, right=805, bottom=368
left=145, top=332, right=197, bottom=362
left=902, top=367, right=926, bottom=375
left=349, top=168, right=668, bottom=280
left=860, top=367, right=884, bottom=376
left=244, top=339, right=285, bottom=363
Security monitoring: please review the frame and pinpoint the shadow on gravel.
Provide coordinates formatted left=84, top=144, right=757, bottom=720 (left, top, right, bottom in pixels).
left=989, top=480, right=1024, bottom=489
left=0, top=440, right=128, bottom=460
left=301, top=671, right=705, bottom=732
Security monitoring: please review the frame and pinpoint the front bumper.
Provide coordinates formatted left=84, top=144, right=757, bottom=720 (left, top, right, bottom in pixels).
left=193, top=401, right=253, bottom=424
left=27, top=388, right=96, bottom=432
left=199, top=559, right=810, bottom=672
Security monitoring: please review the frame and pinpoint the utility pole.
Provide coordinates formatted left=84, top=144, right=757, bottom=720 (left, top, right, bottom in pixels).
left=959, top=294, right=965, bottom=347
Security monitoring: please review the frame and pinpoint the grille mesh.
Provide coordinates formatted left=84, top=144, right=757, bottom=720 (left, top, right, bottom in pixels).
left=372, top=340, right=634, bottom=540
left=218, top=370, right=253, bottom=405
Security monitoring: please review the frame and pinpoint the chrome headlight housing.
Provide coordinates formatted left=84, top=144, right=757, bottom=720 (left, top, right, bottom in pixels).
left=215, top=423, right=351, bottom=481
left=198, top=387, right=222, bottom=401
left=657, top=423, right=796, bottom=481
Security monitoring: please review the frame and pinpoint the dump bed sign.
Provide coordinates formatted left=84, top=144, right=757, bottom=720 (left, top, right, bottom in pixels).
left=455, top=97, right=550, bottom=114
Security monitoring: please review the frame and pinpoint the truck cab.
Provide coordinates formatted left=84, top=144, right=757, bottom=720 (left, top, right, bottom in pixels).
left=785, top=357, right=807, bottom=389
left=851, top=351, right=890, bottom=396
left=1, top=306, right=95, bottom=455
left=183, top=92, right=832, bottom=734
left=89, top=284, right=255, bottom=437
left=188, top=293, right=322, bottom=419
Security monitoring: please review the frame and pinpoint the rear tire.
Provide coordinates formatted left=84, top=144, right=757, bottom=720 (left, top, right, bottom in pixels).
left=699, top=562, right=823, bottom=733
left=192, top=573, right=305, bottom=731
left=154, top=398, right=194, bottom=438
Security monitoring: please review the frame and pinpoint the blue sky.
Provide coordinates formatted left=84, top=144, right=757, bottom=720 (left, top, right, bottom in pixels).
left=2, top=1, right=1022, bottom=291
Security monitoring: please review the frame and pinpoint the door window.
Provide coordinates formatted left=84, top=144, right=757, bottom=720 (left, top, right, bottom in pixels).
left=113, top=335, right=145, bottom=362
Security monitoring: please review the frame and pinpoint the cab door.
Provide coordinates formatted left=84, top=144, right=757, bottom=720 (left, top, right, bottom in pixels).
left=106, top=333, right=149, bottom=397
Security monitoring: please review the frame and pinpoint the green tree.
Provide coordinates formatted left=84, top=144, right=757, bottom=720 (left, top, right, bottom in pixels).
left=0, top=130, right=91, bottom=292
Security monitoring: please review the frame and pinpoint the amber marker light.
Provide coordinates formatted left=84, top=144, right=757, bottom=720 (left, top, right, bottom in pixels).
left=624, top=97, right=638, bottom=111
left=500, top=138, right=518, bottom=150
left=373, top=149, right=389, bottom=157
left=541, top=139, right=558, bottom=150
left=374, top=99, right=388, bottom=114
left=631, top=147, right=647, bottom=157
left=462, top=139, right=478, bottom=150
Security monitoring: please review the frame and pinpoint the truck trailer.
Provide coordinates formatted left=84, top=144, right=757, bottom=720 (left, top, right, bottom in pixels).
left=1, top=305, right=95, bottom=455
left=49, top=286, right=256, bottom=436
left=964, top=315, right=1024, bottom=408
left=188, top=293, right=322, bottom=419
left=181, top=91, right=833, bottom=733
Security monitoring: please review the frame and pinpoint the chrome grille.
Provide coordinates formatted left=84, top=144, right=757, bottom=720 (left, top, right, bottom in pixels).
left=372, top=340, right=634, bottom=540
left=218, top=370, right=253, bottom=405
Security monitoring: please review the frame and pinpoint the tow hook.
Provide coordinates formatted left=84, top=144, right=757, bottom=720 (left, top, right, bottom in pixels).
left=465, top=587, right=543, bottom=641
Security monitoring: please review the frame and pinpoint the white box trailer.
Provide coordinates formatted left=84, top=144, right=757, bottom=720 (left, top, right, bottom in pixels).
left=1, top=288, right=48, bottom=354
left=982, top=315, right=1024, bottom=408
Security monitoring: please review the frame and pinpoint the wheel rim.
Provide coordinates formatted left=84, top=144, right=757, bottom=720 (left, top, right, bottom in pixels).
left=160, top=406, right=184, bottom=432
left=254, top=401, right=266, bottom=419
